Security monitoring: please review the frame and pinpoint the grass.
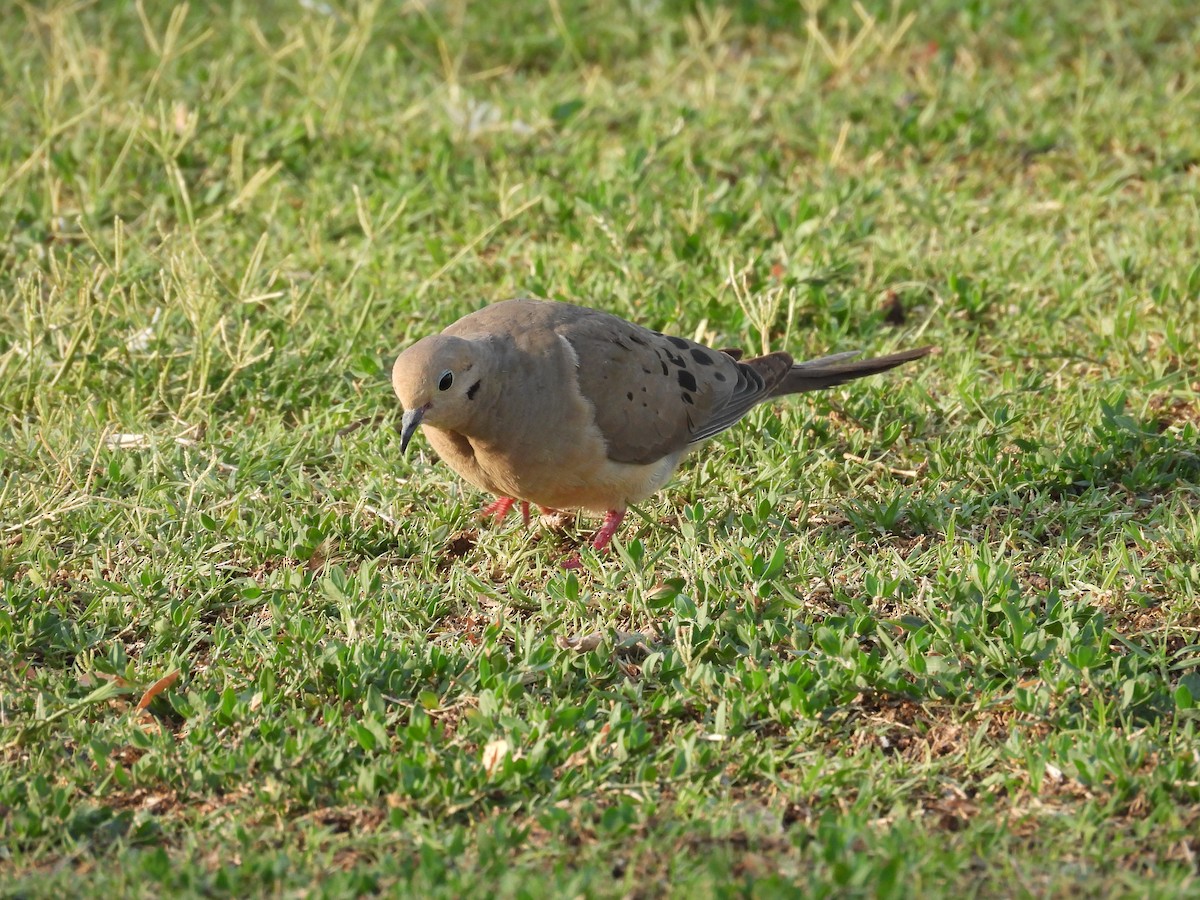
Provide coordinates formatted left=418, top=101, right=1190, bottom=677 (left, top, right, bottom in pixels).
left=3, top=0, right=1200, bottom=895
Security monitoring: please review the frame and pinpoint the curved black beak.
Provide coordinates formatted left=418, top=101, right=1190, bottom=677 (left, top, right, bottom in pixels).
left=400, top=405, right=427, bottom=453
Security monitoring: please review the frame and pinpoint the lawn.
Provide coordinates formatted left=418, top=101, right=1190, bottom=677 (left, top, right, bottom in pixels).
left=3, top=0, right=1200, bottom=895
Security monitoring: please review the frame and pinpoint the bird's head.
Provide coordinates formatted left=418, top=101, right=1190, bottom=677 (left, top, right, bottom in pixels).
left=391, top=334, right=484, bottom=452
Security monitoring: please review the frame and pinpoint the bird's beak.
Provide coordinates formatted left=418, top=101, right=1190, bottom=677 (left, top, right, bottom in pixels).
left=400, top=405, right=428, bottom=453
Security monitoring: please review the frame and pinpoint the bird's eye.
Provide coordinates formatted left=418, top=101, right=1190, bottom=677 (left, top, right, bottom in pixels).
left=438, top=371, right=454, bottom=391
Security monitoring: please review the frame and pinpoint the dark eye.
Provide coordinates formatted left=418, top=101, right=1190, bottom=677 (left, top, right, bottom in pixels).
left=438, top=371, right=454, bottom=391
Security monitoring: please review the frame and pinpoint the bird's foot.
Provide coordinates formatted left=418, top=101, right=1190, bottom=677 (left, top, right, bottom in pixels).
left=481, top=498, right=549, bottom=528
left=515, top=501, right=554, bottom=526
left=559, top=510, right=625, bottom=568
left=479, top=497, right=518, bottom=523
left=591, top=509, right=626, bottom=551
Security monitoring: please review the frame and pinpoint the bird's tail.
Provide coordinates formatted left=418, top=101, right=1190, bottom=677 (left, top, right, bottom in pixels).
left=769, top=346, right=935, bottom=396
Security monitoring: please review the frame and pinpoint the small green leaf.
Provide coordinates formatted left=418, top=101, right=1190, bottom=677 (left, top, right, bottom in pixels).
left=353, top=721, right=377, bottom=751
left=551, top=99, right=584, bottom=123
left=1174, top=683, right=1194, bottom=710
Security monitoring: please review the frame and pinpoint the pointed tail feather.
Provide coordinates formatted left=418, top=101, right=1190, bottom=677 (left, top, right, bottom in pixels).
left=770, top=346, right=935, bottom=396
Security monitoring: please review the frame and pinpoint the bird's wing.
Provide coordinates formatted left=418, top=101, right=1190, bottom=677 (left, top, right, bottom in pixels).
left=555, top=307, right=790, bottom=465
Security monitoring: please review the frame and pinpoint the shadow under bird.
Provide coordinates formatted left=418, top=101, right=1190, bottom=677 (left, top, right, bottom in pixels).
left=392, top=298, right=933, bottom=556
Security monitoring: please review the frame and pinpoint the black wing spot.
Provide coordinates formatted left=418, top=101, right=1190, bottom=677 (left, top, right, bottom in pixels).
left=714, top=371, right=727, bottom=382
left=630, top=333, right=648, bottom=346
left=690, top=348, right=715, bottom=365
left=626, top=391, right=633, bottom=401
left=611, top=337, right=631, bottom=350
left=660, top=361, right=669, bottom=376
left=681, top=392, right=694, bottom=405
left=667, top=336, right=689, bottom=349
left=677, top=370, right=697, bottom=392
left=466, top=380, right=482, bottom=400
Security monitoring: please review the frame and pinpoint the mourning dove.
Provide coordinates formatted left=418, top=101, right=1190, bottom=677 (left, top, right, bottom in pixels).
left=392, top=298, right=932, bottom=553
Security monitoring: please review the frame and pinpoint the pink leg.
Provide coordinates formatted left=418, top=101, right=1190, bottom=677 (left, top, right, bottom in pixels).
left=479, top=497, right=516, bottom=523
left=591, top=509, right=626, bottom=551
left=561, top=509, right=627, bottom=569
left=480, top=498, right=548, bottom=530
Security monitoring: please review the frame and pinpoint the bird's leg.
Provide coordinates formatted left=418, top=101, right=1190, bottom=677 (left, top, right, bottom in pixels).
left=480, top=498, right=544, bottom=529
left=590, top=509, right=627, bottom=551
left=560, top=510, right=627, bottom=569
left=520, top=504, right=561, bottom=523
left=479, top=497, right=516, bottom=523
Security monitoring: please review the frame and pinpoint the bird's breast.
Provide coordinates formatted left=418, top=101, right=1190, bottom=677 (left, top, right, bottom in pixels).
left=423, top=421, right=682, bottom=513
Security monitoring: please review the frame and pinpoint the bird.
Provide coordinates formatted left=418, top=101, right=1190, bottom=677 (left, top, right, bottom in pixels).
left=392, top=298, right=932, bottom=555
